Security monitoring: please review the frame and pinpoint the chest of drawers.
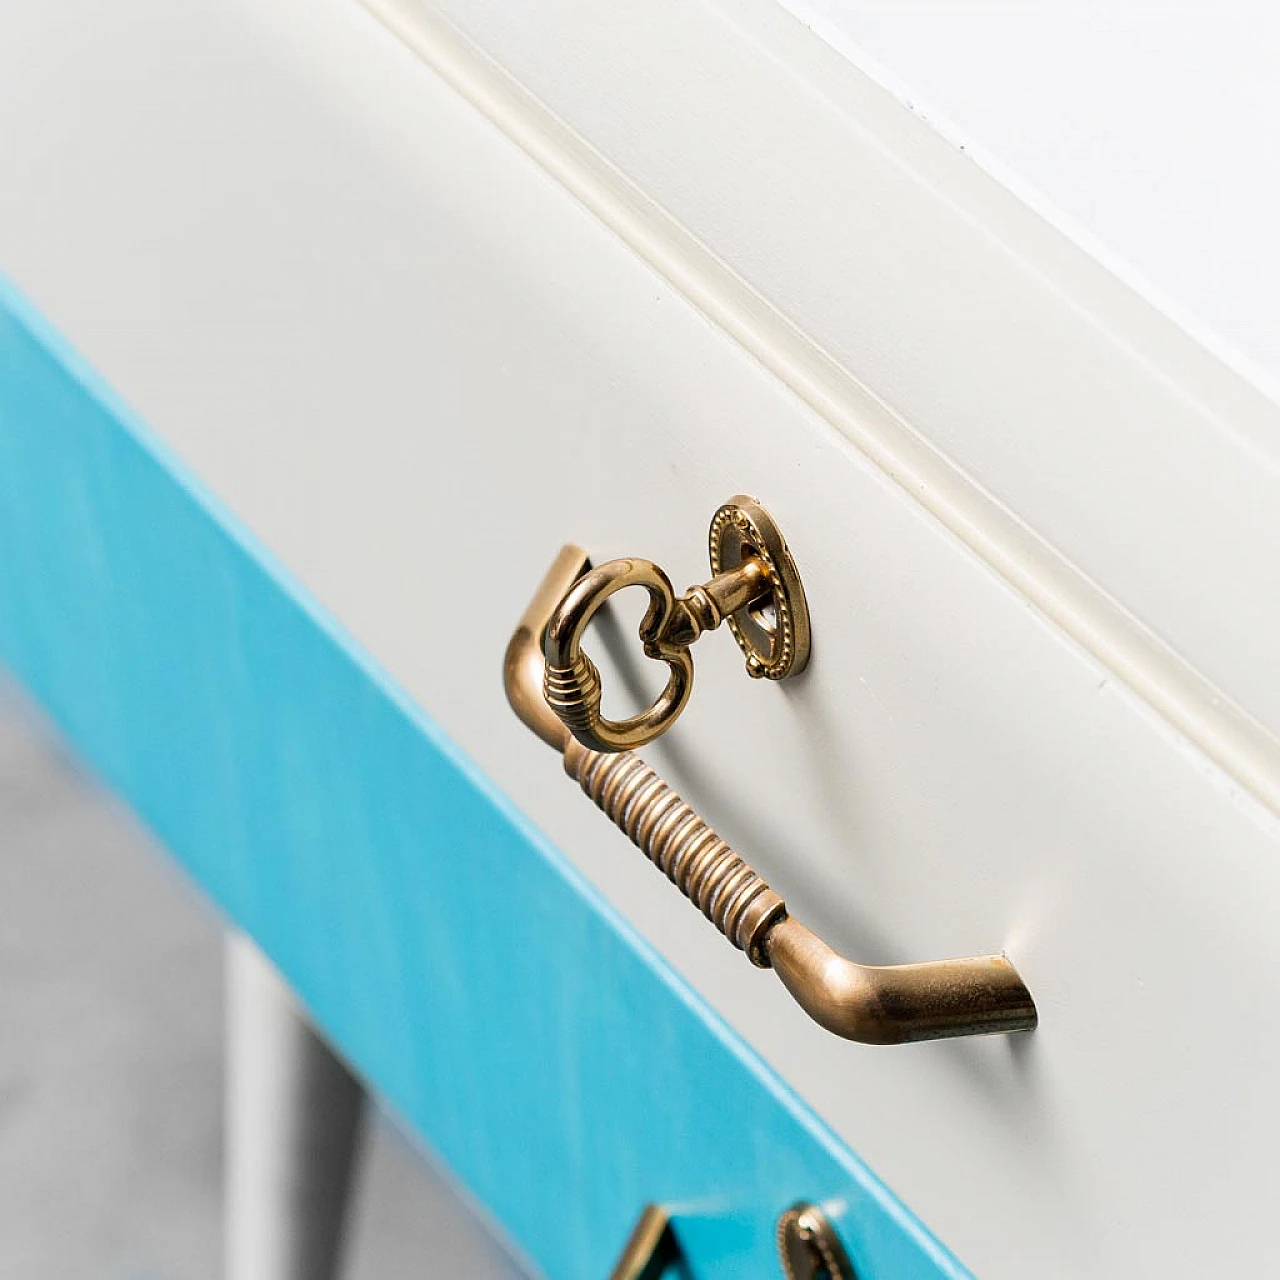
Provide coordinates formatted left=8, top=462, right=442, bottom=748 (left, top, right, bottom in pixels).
left=2, top=2, right=1278, bottom=1275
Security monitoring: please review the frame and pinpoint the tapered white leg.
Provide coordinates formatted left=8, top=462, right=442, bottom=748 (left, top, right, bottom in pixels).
left=225, top=933, right=366, bottom=1280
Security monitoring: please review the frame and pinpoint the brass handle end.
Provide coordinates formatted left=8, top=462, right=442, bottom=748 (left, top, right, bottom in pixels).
left=504, top=545, right=587, bottom=752
left=767, top=918, right=1036, bottom=1045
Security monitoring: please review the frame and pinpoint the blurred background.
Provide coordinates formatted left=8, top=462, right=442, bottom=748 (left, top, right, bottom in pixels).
left=0, top=676, right=520, bottom=1279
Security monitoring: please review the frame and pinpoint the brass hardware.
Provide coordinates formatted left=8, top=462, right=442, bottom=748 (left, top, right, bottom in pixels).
left=606, top=1199, right=850, bottom=1279
left=506, top=541, right=1038, bottom=1045
left=777, top=1203, right=854, bottom=1280
left=543, top=557, right=698, bottom=753
left=566, top=736, right=786, bottom=966
left=543, top=496, right=810, bottom=753
left=708, top=495, right=810, bottom=681
left=608, top=1204, right=682, bottom=1280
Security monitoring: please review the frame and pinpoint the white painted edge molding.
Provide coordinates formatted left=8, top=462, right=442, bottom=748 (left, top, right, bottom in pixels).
left=364, top=0, right=1280, bottom=817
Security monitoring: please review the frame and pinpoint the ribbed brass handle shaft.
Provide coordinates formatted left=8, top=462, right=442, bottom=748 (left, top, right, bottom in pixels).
left=564, top=738, right=786, bottom=967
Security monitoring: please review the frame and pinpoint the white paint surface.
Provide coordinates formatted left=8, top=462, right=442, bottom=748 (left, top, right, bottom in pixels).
left=788, top=1, right=1280, bottom=400
left=2, top=0, right=1280, bottom=1275
left=399, top=0, right=1280, bottom=805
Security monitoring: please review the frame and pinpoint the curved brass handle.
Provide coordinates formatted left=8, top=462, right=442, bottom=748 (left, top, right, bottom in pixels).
left=506, top=545, right=1037, bottom=1045
left=608, top=1205, right=682, bottom=1280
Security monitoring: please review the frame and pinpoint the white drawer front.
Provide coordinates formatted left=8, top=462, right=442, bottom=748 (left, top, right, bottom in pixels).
left=1, top=1, right=1277, bottom=1275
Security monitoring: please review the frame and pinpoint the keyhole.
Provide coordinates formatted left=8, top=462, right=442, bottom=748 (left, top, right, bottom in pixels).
left=747, top=595, right=778, bottom=638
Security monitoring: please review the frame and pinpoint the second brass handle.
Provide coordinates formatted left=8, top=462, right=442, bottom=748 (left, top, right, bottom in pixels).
left=566, top=737, right=785, bottom=967
left=608, top=1201, right=855, bottom=1279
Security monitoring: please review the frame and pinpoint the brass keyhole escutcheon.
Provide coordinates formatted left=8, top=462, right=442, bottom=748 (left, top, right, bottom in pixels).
left=707, top=496, right=810, bottom=682
left=542, top=496, right=811, bottom=753
left=777, top=1202, right=855, bottom=1280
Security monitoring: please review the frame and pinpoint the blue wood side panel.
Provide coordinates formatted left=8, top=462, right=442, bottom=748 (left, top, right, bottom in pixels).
left=0, top=277, right=968, bottom=1279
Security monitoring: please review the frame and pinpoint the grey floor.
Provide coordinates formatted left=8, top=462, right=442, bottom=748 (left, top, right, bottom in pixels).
left=0, top=678, right=522, bottom=1279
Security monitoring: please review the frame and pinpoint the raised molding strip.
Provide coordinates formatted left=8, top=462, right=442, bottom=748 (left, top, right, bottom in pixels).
left=366, top=0, right=1280, bottom=817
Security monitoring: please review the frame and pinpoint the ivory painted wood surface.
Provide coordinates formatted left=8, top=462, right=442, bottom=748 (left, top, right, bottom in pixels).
left=379, top=0, right=1280, bottom=776
left=787, top=0, right=1280, bottom=398
left=1, top=0, right=1278, bottom=1275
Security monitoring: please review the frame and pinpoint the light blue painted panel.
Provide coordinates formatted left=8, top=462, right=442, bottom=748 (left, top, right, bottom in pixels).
left=0, top=277, right=968, bottom=1279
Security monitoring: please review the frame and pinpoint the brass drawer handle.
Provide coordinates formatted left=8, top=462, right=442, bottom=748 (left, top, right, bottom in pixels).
left=608, top=1205, right=681, bottom=1280
left=505, top=522, right=1037, bottom=1046
left=607, top=1201, right=855, bottom=1279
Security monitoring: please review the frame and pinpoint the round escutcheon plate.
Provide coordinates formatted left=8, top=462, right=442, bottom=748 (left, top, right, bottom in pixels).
left=777, top=1201, right=855, bottom=1280
left=708, top=495, right=811, bottom=680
